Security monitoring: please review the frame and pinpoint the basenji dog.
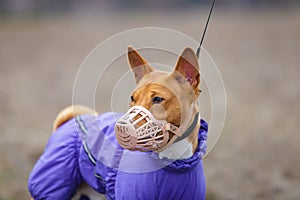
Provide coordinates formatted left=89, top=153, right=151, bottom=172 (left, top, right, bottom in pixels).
left=29, top=46, right=206, bottom=200
left=56, top=46, right=201, bottom=158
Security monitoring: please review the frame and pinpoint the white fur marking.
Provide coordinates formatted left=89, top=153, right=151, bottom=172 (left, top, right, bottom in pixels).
left=159, top=137, right=193, bottom=160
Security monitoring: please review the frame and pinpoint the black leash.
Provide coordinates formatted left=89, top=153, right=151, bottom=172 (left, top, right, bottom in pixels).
left=196, top=0, right=216, bottom=59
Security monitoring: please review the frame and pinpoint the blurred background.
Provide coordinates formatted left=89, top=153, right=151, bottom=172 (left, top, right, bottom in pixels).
left=0, top=0, right=300, bottom=199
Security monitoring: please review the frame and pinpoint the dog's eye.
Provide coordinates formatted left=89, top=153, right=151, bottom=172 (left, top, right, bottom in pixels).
left=152, top=96, right=164, bottom=104
left=130, top=96, right=135, bottom=102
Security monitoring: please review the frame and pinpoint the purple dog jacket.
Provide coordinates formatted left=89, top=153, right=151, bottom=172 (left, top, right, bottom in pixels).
left=28, top=112, right=208, bottom=200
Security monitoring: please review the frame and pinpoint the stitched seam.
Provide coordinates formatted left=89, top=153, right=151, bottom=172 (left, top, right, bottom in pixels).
left=75, top=116, right=97, bottom=165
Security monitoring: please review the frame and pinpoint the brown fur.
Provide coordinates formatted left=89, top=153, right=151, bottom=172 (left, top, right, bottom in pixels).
left=128, top=46, right=201, bottom=153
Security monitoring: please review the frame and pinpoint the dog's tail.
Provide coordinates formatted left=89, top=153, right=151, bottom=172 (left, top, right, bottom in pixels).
left=53, top=105, right=97, bottom=131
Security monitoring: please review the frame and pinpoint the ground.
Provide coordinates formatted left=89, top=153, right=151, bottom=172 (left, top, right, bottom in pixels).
left=0, top=9, right=299, bottom=200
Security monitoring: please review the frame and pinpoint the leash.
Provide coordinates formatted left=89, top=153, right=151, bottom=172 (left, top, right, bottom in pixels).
left=196, top=0, right=216, bottom=59
left=172, top=1, right=216, bottom=144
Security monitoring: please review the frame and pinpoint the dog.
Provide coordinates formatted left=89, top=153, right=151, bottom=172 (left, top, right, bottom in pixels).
left=28, top=46, right=208, bottom=200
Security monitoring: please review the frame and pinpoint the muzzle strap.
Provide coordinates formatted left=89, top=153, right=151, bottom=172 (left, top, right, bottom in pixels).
left=163, top=123, right=179, bottom=136
left=174, top=112, right=199, bottom=143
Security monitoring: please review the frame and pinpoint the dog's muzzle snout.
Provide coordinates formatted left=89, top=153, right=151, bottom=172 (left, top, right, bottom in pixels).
left=115, top=106, right=179, bottom=152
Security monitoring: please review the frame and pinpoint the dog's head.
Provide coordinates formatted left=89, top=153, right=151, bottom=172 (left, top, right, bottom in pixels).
left=115, top=46, right=200, bottom=152
left=128, top=46, right=200, bottom=125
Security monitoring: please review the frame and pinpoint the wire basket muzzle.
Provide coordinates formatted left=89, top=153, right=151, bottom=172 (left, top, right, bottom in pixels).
left=115, top=106, right=170, bottom=151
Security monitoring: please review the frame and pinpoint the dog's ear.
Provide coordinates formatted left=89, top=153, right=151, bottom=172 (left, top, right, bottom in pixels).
left=173, top=47, right=200, bottom=95
left=128, top=46, right=153, bottom=83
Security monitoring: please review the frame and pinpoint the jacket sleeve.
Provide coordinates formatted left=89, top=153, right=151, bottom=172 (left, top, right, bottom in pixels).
left=28, top=118, right=83, bottom=200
